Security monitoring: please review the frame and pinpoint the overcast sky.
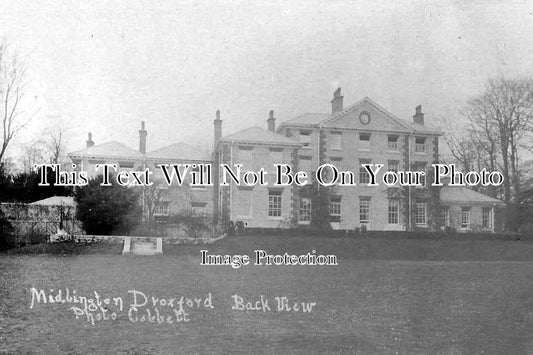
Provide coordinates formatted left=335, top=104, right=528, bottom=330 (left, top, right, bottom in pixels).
left=2, top=0, right=533, bottom=160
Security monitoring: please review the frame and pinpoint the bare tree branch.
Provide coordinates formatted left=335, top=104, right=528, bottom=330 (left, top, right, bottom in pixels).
left=0, top=40, right=30, bottom=167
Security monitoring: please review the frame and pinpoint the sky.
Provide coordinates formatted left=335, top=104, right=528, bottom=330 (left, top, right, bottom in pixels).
left=2, top=0, right=533, bottom=162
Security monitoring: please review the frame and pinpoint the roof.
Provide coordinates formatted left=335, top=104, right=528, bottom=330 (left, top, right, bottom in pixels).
left=146, top=142, right=212, bottom=162
left=30, top=196, right=76, bottom=206
left=440, top=186, right=504, bottom=205
left=279, top=97, right=443, bottom=135
left=280, top=113, right=331, bottom=126
left=400, top=120, right=443, bottom=135
left=323, top=97, right=443, bottom=134
left=68, top=141, right=143, bottom=160
left=220, top=127, right=300, bottom=146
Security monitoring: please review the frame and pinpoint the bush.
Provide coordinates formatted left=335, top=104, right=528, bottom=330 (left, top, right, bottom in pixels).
left=170, top=211, right=211, bottom=238
left=0, top=209, right=15, bottom=250
left=75, top=175, right=142, bottom=235
left=518, top=223, right=533, bottom=236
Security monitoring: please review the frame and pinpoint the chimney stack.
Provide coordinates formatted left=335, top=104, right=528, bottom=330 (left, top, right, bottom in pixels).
left=139, top=121, right=147, bottom=154
left=214, top=110, right=222, bottom=148
left=267, top=110, right=275, bottom=131
left=413, top=105, right=424, bottom=125
left=331, top=87, right=343, bottom=114
left=86, top=133, right=94, bottom=148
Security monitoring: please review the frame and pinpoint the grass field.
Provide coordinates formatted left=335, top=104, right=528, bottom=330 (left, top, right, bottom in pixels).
left=1, top=235, right=533, bottom=354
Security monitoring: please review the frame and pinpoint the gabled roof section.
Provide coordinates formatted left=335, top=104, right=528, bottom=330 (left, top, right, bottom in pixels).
left=220, top=127, right=300, bottom=146
left=279, top=97, right=443, bottom=135
left=68, top=141, right=143, bottom=160
left=146, top=142, right=212, bottom=162
left=322, top=97, right=442, bottom=134
left=440, top=186, right=504, bottom=205
left=279, top=113, right=331, bottom=127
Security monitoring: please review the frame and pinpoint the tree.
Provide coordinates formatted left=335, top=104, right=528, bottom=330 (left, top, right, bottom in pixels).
left=21, top=138, right=47, bottom=173
left=0, top=207, right=14, bottom=250
left=0, top=41, right=29, bottom=168
left=0, top=169, right=72, bottom=203
left=444, top=77, right=533, bottom=204
left=143, top=177, right=168, bottom=222
left=46, top=127, right=67, bottom=164
left=75, top=175, right=141, bottom=235
left=299, top=171, right=335, bottom=230
left=510, top=187, right=533, bottom=234
left=468, top=78, right=533, bottom=203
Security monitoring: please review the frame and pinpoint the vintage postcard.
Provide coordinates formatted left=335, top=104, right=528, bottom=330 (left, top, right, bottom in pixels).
left=1, top=1, right=533, bottom=354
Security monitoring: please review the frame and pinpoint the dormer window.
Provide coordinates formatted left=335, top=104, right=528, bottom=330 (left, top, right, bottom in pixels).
left=359, top=133, right=371, bottom=151
left=387, top=135, right=398, bottom=151
left=415, top=137, right=426, bottom=153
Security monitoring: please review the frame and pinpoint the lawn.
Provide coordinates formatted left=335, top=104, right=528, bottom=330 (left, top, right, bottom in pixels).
left=1, top=235, right=533, bottom=354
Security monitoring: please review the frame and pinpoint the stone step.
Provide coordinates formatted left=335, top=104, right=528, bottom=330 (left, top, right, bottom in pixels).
left=122, top=237, right=163, bottom=255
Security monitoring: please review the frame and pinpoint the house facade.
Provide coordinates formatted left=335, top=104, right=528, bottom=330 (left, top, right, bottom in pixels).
left=68, top=87, right=503, bottom=232
left=214, top=88, right=503, bottom=232
left=68, top=123, right=213, bottom=221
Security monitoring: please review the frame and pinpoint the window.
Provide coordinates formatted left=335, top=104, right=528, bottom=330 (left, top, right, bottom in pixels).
left=300, top=130, right=312, bottom=148
left=415, top=203, right=427, bottom=226
left=268, top=189, right=283, bottom=217
left=238, top=147, right=253, bottom=168
left=388, top=160, right=399, bottom=173
left=359, top=197, right=370, bottom=224
left=154, top=202, right=170, bottom=216
left=461, top=207, right=470, bottom=230
left=359, top=159, right=371, bottom=184
left=269, top=148, right=283, bottom=172
left=387, top=135, right=399, bottom=151
left=191, top=202, right=207, bottom=215
left=299, top=156, right=312, bottom=174
left=388, top=200, right=399, bottom=224
left=482, top=208, right=491, bottom=229
left=329, top=132, right=342, bottom=150
left=359, top=133, right=371, bottom=151
left=236, top=189, right=252, bottom=217
left=330, top=157, right=342, bottom=171
left=299, top=197, right=311, bottom=223
left=413, top=162, right=427, bottom=187
left=190, top=165, right=206, bottom=190
left=269, top=148, right=283, bottom=164
left=415, top=137, right=426, bottom=153
left=441, top=207, right=450, bottom=227
left=119, top=162, right=135, bottom=169
left=330, top=196, right=341, bottom=222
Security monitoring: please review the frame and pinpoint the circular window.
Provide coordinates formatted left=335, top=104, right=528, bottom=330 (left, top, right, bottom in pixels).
left=359, top=112, right=371, bottom=125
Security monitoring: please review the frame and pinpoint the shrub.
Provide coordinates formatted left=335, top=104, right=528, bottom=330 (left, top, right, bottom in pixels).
left=171, top=211, right=211, bottom=238
left=0, top=209, right=15, bottom=250
left=75, top=175, right=142, bottom=235
left=518, top=223, right=533, bottom=236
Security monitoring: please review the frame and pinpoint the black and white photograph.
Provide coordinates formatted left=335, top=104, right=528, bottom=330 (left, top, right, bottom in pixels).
left=1, top=1, right=533, bottom=354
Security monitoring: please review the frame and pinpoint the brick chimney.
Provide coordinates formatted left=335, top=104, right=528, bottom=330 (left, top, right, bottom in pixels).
left=86, top=133, right=94, bottom=148
left=331, top=87, right=343, bottom=114
left=139, top=121, right=147, bottom=154
left=214, top=110, right=222, bottom=148
left=213, top=110, right=223, bottom=223
left=413, top=105, right=424, bottom=125
left=267, top=110, right=275, bottom=131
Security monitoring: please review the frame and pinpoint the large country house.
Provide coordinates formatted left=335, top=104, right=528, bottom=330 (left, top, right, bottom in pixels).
left=68, top=88, right=503, bottom=232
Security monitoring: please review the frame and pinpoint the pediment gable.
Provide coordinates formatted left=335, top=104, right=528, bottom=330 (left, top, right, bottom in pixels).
left=322, top=97, right=411, bottom=133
